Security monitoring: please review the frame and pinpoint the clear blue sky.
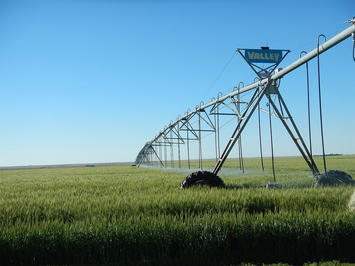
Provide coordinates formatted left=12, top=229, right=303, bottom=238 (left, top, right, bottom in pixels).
left=0, top=0, right=354, bottom=166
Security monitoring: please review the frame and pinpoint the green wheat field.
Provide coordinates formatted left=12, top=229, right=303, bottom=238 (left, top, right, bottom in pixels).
left=0, top=155, right=354, bottom=265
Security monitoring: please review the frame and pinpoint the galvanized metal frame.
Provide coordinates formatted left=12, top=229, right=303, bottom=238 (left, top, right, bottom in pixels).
left=135, top=22, right=355, bottom=176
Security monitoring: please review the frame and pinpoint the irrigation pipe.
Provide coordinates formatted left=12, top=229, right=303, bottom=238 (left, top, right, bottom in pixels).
left=150, top=23, right=355, bottom=144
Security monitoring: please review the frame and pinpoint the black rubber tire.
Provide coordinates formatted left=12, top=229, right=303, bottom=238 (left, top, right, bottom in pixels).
left=180, top=171, right=225, bottom=189
left=315, top=170, right=355, bottom=187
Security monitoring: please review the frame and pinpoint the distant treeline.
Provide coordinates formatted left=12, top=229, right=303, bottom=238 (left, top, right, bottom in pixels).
left=314, top=153, right=343, bottom=157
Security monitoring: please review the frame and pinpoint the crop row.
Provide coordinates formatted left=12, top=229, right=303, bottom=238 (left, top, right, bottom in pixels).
left=0, top=186, right=353, bottom=225
left=0, top=210, right=354, bottom=265
left=0, top=155, right=354, bottom=264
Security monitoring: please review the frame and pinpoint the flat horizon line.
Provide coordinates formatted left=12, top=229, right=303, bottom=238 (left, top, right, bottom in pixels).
left=1, top=153, right=353, bottom=171
left=0, top=161, right=132, bottom=171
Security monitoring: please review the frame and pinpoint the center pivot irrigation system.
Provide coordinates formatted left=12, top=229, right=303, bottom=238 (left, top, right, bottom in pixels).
left=135, top=19, right=355, bottom=188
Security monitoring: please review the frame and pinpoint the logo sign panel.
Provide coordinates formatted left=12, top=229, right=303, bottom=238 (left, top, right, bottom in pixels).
left=244, top=49, right=283, bottom=64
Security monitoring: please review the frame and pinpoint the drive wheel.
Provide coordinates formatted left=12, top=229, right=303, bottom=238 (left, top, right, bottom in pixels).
left=180, top=171, right=225, bottom=189
left=315, top=170, right=354, bottom=186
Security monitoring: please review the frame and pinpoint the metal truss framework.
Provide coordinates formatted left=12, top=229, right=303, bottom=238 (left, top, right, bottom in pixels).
left=135, top=22, right=355, bottom=176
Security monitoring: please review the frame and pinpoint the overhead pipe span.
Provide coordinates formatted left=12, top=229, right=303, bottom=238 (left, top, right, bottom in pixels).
left=141, top=22, right=355, bottom=153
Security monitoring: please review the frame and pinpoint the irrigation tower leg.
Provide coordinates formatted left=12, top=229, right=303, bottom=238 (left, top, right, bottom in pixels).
left=214, top=113, right=218, bottom=162
left=170, top=130, right=174, bottom=168
left=267, top=96, right=276, bottom=182
left=236, top=91, right=244, bottom=172
left=198, top=111, right=203, bottom=169
left=186, top=120, right=191, bottom=169
left=258, top=99, right=265, bottom=171
left=159, top=142, right=162, bottom=168
left=266, top=92, right=319, bottom=175
left=212, top=82, right=319, bottom=177
left=212, top=85, right=267, bottom=175
left=151, top=146, right=164, bottom=167
left=177, top=121, right=181, bottom=168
